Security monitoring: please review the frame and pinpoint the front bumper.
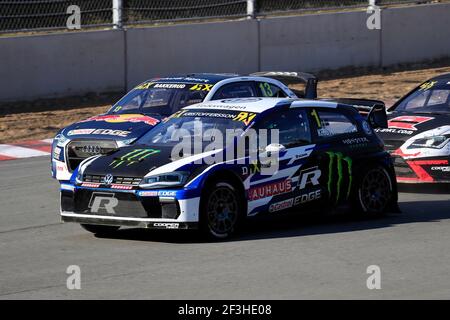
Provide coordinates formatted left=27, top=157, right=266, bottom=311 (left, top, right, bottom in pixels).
left=61, top=212, right=197, bottom=229
left=60, top=183, right=201, bottom=229
left=392, top=155, right=450, bottom=183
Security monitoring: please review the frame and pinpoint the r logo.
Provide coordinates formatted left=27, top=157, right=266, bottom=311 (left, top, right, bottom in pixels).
left=298, top=167, right=321, bottom=190
left=88, top=193, right=118, bottom=214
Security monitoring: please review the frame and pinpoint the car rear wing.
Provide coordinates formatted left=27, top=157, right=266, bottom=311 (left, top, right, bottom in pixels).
left=322, top=98, right=388, bottom=128
left=249, top=71, right=318, bottom=99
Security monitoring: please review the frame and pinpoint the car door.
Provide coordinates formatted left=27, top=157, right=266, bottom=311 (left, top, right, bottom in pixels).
left=308, top=107, right=362, bottom=207
left=246, top=107, right=320, bottom=215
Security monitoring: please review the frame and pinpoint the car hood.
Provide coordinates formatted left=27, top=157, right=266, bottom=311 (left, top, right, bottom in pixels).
left=62, top=113, right=160, bottom=141
left=376, top=112, right=450, bottom=143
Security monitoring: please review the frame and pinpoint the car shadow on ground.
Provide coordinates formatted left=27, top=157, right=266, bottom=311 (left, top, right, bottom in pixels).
left=94, top=199, right=450, bottom=244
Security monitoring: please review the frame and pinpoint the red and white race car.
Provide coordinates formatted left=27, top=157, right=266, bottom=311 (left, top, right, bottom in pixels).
left=376, top=73, right=450, bottom=184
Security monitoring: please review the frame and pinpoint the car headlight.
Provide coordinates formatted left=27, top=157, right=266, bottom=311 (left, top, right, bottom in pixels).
left=140, top=171, right=189, bottom=189
left=408, top=135, right=450, bottom=149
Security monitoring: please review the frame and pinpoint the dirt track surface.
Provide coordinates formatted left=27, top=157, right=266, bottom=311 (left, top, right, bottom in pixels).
left=1, top=65, right=450, bottom=143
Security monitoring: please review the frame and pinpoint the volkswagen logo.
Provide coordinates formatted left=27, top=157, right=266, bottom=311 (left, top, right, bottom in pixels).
left=82, top=145, right=102, bottom=154
left=103, top=174, right=114, bottom=185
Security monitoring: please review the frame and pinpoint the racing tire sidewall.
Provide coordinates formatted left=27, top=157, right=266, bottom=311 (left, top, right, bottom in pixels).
left=200, top=181, right=243, bottom=240
left=355, top=165, right=393, bottom=216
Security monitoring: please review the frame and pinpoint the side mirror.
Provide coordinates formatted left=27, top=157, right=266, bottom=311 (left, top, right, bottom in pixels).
left=368, top=104, right=388, bottom=129
left=265, top=143, right=286, bottom=154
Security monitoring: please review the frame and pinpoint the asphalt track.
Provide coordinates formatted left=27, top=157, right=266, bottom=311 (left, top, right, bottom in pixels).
left=1, top=157, right=450, bottom=299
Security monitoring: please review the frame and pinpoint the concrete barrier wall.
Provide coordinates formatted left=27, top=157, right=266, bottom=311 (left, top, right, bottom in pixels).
left=0, top=29, right=125, bottom=102
left=125, top=20, right=259, bottom=90
left=259, top=10, right=381, bottom=72
left=381, top=3, right=450, bottom=66
left=0, top=3, right=449, bottom=102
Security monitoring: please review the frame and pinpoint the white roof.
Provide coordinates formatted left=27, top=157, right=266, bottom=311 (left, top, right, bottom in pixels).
left=184, top=97, right=338, bottom=113
left=184, top=97, right=293, bottom=113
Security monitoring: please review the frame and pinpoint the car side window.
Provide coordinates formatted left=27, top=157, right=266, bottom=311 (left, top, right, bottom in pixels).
left=311, top=109, right=357, bottom=139
left=256, top=109, right=311, bottom=147
left=257, top=82, right=287, bottom=98
left=211, top=82, right=257, bottom=100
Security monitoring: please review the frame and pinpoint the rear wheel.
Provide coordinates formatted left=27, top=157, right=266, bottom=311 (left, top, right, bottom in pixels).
left=355, top=165, right=393, bottom=215
left=200, top=181, right=243, bottom=240
left=80, top=224, right=120, bottom=235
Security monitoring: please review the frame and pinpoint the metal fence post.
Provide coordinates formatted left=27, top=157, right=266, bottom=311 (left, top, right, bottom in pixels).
left=247, top=0, right=255, bottom=19
left=112, top=0, right=123, bottom=28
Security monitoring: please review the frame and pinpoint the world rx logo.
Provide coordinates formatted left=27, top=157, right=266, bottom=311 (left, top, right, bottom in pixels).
left=88, top=192, right=118, bottom=214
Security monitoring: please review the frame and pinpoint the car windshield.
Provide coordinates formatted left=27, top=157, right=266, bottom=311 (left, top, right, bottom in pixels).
left=137, top=109, right=250, bottom=148
left=394, top=79, right=450, bottom=114
left=107, top=82, right=209, bottom=116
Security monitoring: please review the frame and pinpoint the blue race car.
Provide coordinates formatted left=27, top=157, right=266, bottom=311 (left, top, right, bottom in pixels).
left=51, top=72, right=317, bottom=181
left=60, top=97, right=397, bottom=240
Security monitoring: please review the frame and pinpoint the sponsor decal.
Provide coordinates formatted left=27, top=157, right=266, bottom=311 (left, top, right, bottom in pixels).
left=221, top=98, right=262, bottom=104
left=298, top=167, right=321, bottom=190
left=158, top=190, right=177, bottom=197
left=268, top=190, right=322, bottom=213
left=431, top=166, right=450, bottom=172
left=269, top=198, right=293, bottom=212
left=134, top=82, right=154, bottom=90
left=67, top=129, right=95, bottom=136
left=388, top=116, right=434, bottom=131
left=233, top=112, right=257, bottom=126
left=342, top=137, right=370, bottom=146
left=326, top=152, right=353, bottom=204
left=56, top=163, right=67, bottom=172
left=154, top=83, right=186, bottom=89
left=375, top=128, right=414, bottom=135
left=110, top=148, right=160, bottom=168
left=242, top=161, right=261, bottom=176
left=88, top=192, right=118, bottom=214
left=181, top=111, right=235, bottom=119
left=406, top=160, right=449, bottom=182
left=53, top=147, right=62, bottom=159
left=189, top=84, right=213, bottom=91
left=138, top=191, right=158, bottom=197
left=153, top=223, right=179, bottom=229
left=80, top=114, right=159, bottom=126
left=248, top=179, right=292, bottom=201
left=68, top=128, right=131, bottom=137
left=419, top=81, right=437, bottom=91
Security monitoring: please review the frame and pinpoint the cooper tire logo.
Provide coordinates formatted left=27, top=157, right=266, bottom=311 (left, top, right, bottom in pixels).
left=326, top=152, right=353, bottom=204
left=88, top=192, right=118, bottom=214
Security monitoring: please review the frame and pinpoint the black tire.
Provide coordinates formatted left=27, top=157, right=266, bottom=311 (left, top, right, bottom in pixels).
left=200, top=181, right=243, bottom=240
left=354, top=165, right=393, bottom=216
left=80, top=224, right=120, bottom=235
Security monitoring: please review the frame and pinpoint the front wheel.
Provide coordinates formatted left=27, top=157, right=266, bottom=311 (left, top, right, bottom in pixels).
left=200, top=181, right=243, bottom=240
left=355, top=165, right=393, bottom=216
left=80, top=224, right=120, bottom=235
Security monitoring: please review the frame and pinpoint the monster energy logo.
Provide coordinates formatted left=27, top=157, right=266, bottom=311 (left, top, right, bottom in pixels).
left=326, top=152, right=353, bottom=204
left=110, top=149, right=160, bottom=168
